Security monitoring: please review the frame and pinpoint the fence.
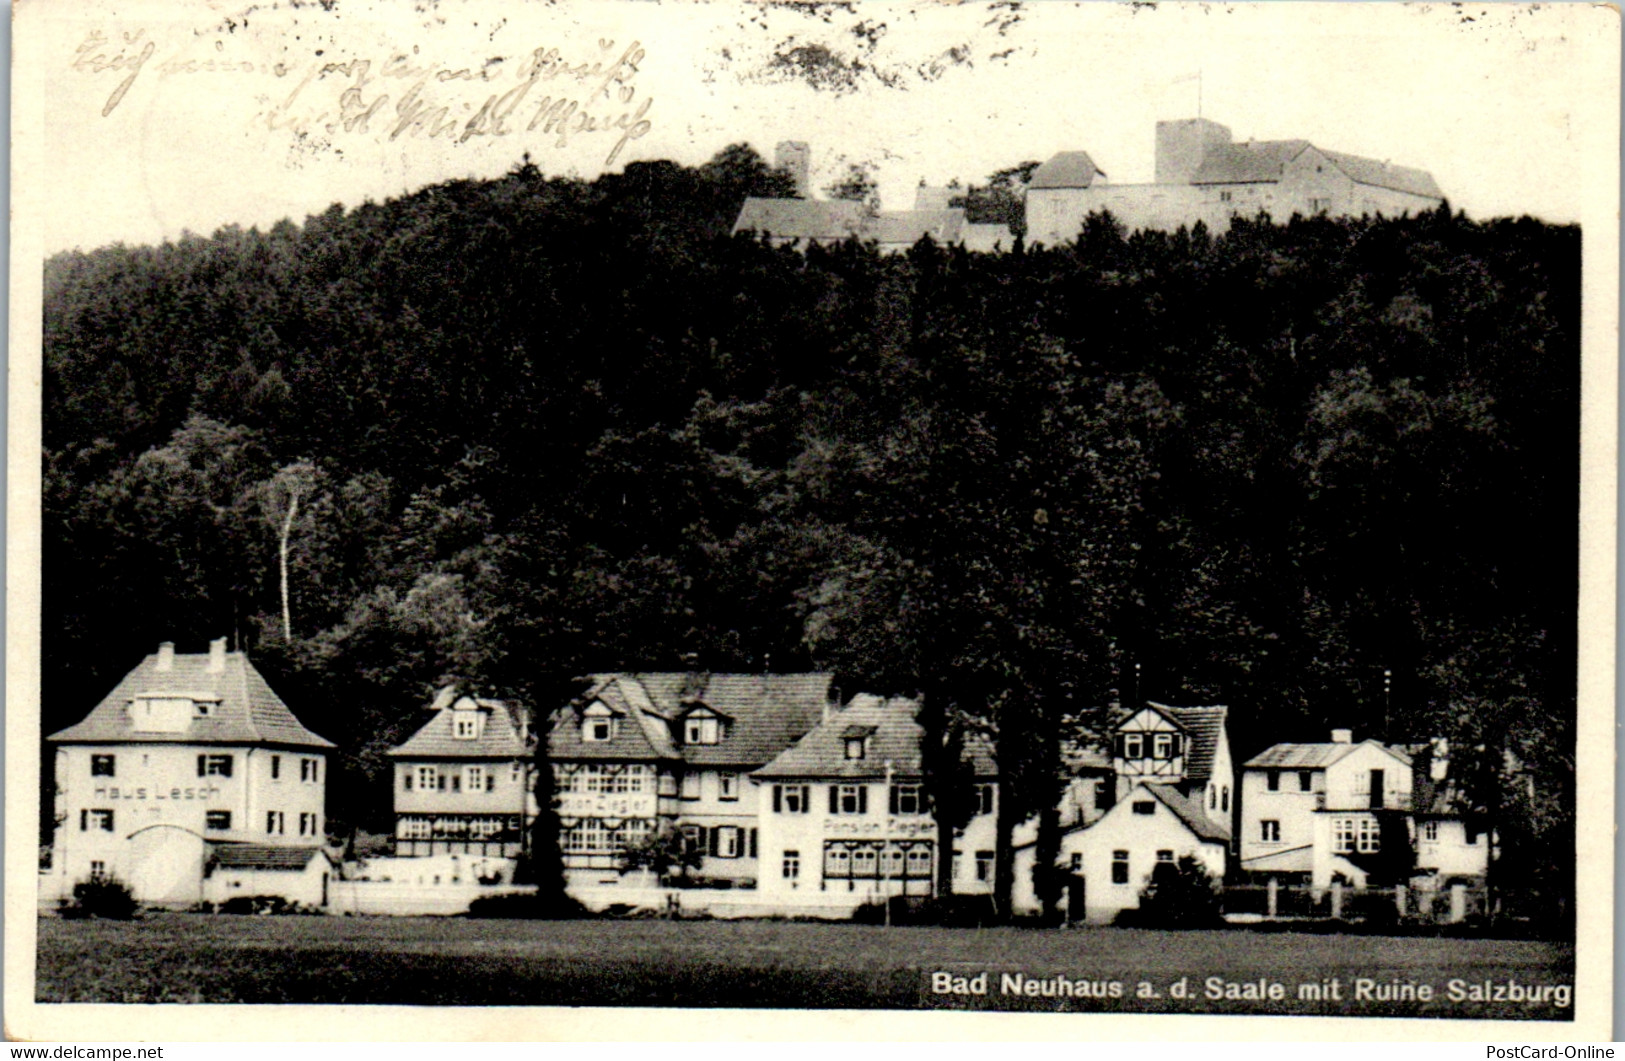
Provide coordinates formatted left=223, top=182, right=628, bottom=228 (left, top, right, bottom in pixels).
left=1222, top=879, right=1487, bottom=924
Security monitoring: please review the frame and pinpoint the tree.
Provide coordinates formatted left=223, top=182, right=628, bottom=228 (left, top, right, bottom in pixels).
left=256, top=462, right=320, bottom=641
left=823, top=162, right=880, bottom=216
left=951, top=161, right=1040, bottom=238
left=619, top=825, right=704, bottom=883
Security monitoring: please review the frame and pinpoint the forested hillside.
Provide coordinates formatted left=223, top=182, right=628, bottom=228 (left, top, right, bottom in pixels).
left=42, top=145, right=1578, bottom=908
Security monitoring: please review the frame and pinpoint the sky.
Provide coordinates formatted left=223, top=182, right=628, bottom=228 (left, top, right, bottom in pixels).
left=21, top=0, right=1620, bottom=253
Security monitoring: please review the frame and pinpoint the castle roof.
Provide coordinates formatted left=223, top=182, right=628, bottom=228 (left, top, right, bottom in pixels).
left=732, top=198, right=869, bottom=242
left=1029, top=151, right=1107, bottom=190
left=1189, top=140, right=1313, bottom=184
left=48, top=644, right=333, bottom=749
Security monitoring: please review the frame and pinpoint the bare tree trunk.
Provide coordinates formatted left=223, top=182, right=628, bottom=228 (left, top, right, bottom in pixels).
left=278, top=487, right=300, bottom=641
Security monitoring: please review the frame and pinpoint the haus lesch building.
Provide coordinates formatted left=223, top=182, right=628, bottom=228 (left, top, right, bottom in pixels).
left=45, top=639, right=334, bottom=907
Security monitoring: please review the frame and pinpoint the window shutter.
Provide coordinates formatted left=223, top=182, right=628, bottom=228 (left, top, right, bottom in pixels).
left=452, top=774, right=461, bottom=792
left=858, top=787, right=869, bottom=814
left=438, top=774, right=446, bottom=791
left=829, top=786, right=839, bottom=813
left=772, top=785, right=782, bottom=813
left=707, top=827, right=720, bottom=857
left=197, top=755, right=206, bottom=777
left=888, top=786, right=899, bottom=815
left=1173, top=734, right=1184, bottom=757
left=221, top=756, right=233, bottom=778
left=404, top=772, right=413, bottom=791
left=487, top=775, right=495, bottom=792
left=749, top=828, right=758, bottom=858
left=80, top=809, right=88, bottom=831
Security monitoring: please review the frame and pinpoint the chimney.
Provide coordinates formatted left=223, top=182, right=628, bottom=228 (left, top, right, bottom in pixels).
left=1330, top=728, right=1353, bottom=744
left=207, top=636, right=228, bottom=673
left=156, top=642, right=175, bottom=671
left=775, top=140, right=811, bottom=199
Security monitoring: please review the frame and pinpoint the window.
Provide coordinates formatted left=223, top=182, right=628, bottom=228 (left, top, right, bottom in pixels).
left=852, top=846, right=877, bottom=876
left=415, top=765, right=437, bottom=791
left=890, top=784, right=925, bottom=816
left=906, top=847, right=932, bottom=878
left=975, top=783, right=995, bottom=816
left=511, top=762, right=524, bottom=784
left=1261, top=820, right=1281, bottom=843
left=1122, top=733, right=1143, bottom=759
left=466, top=765, right=487, bottom=792
left=773, top=784, right=809, bottom=813
left=1156, top=849, right=1174, bottom=863
left=1209, top=785, right=1217, bottom=809
left=299, top=812, right=318, bottom=836
left=1266, top=770, right=1280, bottom=791
left=974, top=850, right=994, bottom=882
left=1465, top=828, right=1480, bottom=846
left=90, top=754, right=116, bottom=777
left=89, top=860, right=106, bottom=878
left=1369, top=769, right=1385, bottom=809
left=952, top=852, right=963, bottom=879
left=712, top=826, right=742, bottom=859
left=454, top=715, right=480, bottom=740
left=832, top=784, right=868, bottom=815
left=1219, top=189, right=1234, bottom=203
left=844, top=737, right=866, bottom=760
left=679, top=773, right=701, bottom=800
left=1356, top=818, right=1380, bottom=853
left=1298, top=770, right=1313, bottom=792
left=582, top=704, right=616, bottom=742
left=206, top=810, right=232, bottom=831
left=1333, top=818, right=1356, bottom=853
left=1333, top=818, right=1379, bottom=854
left=719, top=773, right=739, bottom=801
left=400, top=817, right=431, bottom=840
left=197, top=754, right=234, bottom=778
left=301, top=758, right=320, bottom=783
left=824, top=846, right=851, bottom=878
left=266, top=811, right=285, bottom=835
left=1069, top=852, right=1083, bottom=873
left=684, top=715, right=721, bottom=745
left=1310, top=197, right=1330, bottom=213
left=1423, top=821, right=1439, bottom=842
left=782, top=850, right=801, bottom=879
left=1111, top=850, right=1130, bottom=884
left=195, top=699, right=213, bottom=717
left=1221, top=787, right=1230, bottom=813
left=80, top=809, right=114, bottom=832
left=1132, top=800, right=1155, bottom=815
left=1153, top=733, right=1173, bottom=760
left=271, top=755, right=281, bottom=780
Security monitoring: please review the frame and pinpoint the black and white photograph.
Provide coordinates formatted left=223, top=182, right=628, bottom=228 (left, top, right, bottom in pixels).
left=6, top=0, right=1617, bottom=1041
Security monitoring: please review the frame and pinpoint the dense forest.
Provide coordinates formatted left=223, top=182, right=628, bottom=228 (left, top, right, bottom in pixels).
left=42, top=145, right=1578, bottom=913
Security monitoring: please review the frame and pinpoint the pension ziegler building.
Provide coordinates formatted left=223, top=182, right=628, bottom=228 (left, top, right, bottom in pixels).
left=45, top=638, right=334, bottom=907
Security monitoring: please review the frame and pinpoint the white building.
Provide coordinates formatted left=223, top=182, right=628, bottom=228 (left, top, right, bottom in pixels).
left=545, top=673, right=835, bottom=887
left=753, top=694, right=1000, bottom=912
left=1238, top=729, right=1415, bottom=889
left=388, top=687, right=537, bottom=858
left=1026, top=118, right=1444, bottom=243
left=45, top=638, right=334, bottom=908
left=1013, top=701, right=1233, bottom=922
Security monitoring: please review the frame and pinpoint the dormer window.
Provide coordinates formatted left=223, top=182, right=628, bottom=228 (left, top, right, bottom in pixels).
left=582, top=702, right=616, bottom=742
left=684, top=714, right=721, bottom=745
left=1121, top=733, right=1143, bottom=759
left=842, top=725, right=875, bottom=760
left=1153, top=733, right=1174, bottom=759
left=454, top=715, right=482, bottom=740
left=195, top=701, right=213, bottom=718
left=845, top=738, right=866, bottom=760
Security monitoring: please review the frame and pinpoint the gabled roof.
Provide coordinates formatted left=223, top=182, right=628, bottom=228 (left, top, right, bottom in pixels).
left=1029, top=151, right=1106, bottom=190
left=1190, top=140, right=1312, bottom=184
left=1244, top=739, right=1413, bottom=770
left=1157, top=703, right=1228, bottom=785
left=388, top=693, right=531, bottom=760
left=208, top=844, right=328, bottom=871
left=1317, top=149, right=1443, bottom=200
left=548, top=673, right=834, bottom=767
left=1139, top=783, right=1231, bottom=844
left=732, top=197, right=869, bottom=242
left=873, top=209, right=964, bottom=246
left=754, top=694, right=998, bottom=781
left=48, top=645, right=333, bottom=749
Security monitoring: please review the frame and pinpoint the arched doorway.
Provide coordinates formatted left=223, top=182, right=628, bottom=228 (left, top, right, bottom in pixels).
left=125, top=824, right=206, bottom=907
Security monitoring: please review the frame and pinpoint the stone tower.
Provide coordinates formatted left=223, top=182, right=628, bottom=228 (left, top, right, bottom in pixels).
left=775, top=141, right=811, bottom=198
left=1154, top=118, right=1232, bottom=185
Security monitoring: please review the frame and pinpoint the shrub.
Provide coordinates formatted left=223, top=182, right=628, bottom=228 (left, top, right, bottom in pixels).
left=64, top=873, right=138, bottom=920
left=217, top=895, right=321, bottom=915
left=850, top=894, right=999, bottom=927
left=464, top=891, right=590, bottom=920
left=1116, top=856, right=1226, bottom=929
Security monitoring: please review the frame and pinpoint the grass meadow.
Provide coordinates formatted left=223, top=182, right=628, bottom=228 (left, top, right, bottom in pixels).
left=36, top=913, right=1574, bottom=1019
